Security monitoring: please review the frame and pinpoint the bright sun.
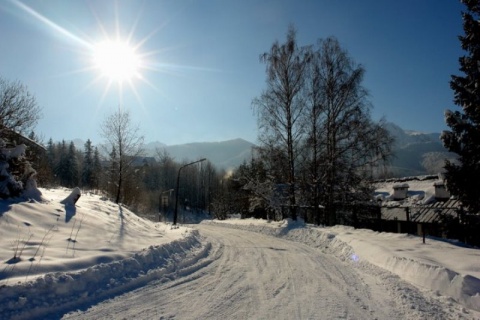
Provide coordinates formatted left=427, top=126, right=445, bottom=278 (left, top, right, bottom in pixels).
left=93, top=40, right=141, bottom=82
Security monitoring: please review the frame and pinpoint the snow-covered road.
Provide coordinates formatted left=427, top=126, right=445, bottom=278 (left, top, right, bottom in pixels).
left=63, top=224, right=451, bottom=320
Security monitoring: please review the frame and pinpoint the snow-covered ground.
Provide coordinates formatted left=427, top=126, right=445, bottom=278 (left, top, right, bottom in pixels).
left=1, top=188, right=479, bottom=319
left=0, top=188, right=206, bottom=319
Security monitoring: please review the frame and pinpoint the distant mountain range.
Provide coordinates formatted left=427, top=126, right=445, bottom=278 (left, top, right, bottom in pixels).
left=151, top=123, right=455, bottom=176
left=384, top=122, right=457, bottom=177
left=66, top=123, right=456, bottom=176
left=144, top=138, right=255, bottom=170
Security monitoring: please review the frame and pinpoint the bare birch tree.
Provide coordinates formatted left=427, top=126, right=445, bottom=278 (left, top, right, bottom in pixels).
left=100, top=109, right=144, bottom=204
left=252, top=26, right=309, bottom=220
left=307, top=37, right=392, bottom=225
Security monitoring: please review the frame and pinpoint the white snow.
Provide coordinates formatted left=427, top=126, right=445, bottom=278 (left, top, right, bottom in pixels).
left=1, top=144, right=26, bottom=160
left=1, top=189, right=480, bottom=319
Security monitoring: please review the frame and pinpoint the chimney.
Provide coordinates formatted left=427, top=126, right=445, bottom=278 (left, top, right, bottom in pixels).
left=392, top=183, right=409, bottom=200
left=434, top=181, right=450, bottom=200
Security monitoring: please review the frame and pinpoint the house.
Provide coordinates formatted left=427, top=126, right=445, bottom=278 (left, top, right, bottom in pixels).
left=373, top=174, right=463, bottom=239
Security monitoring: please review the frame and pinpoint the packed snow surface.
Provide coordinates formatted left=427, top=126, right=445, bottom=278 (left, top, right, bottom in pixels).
left=1, top=189, right=479, bottom=319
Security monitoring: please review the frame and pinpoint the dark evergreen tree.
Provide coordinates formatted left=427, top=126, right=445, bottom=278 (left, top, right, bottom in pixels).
left=65, top=141, right=79, bottom=187
left=55, top=140, right=68, bottom=186
left=442, top=0, right=480, bottom=212
left=0, top=139, right=29, bottom=198
left=92, top=146, right=102, bottom=190
left=82, top=139, right=94, bottom=188
left=43, top=138, right=60, bottom=186
left=46, top=138, right=56, bottom=169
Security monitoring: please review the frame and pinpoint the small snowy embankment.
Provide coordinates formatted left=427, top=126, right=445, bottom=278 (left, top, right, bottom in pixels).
left=0, top=188, right=209, bottom=320
left=207, top=218, right=480, bottom=313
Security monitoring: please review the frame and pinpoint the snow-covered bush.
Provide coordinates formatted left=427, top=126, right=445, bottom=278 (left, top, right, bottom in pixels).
left=0, top=138, right=42, bottom=200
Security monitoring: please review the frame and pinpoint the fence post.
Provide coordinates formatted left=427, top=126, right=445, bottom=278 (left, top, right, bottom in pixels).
left=422, top=223, right=426, bottom=244
left=405, top=207, right=410, bottom=234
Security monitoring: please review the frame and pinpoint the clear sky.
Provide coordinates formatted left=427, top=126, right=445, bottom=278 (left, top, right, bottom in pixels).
left=0, top=0, right=465, bottom=146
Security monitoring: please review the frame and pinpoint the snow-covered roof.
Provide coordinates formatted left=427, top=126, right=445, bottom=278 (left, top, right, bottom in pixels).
left=381, top=199, right=462, bottom=223
left=374, top=174, right=443, bottom=206
left=410, top=199, right=462, bottom=223
left=1, top=127, right=46, bottom=152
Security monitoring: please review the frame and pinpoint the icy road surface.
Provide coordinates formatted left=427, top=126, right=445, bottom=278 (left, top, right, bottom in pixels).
left=64, top=224, right=449, bottom=319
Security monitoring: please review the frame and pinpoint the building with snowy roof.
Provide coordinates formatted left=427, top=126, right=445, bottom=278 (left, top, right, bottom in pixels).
left=371, top=174, right=463, bottom=237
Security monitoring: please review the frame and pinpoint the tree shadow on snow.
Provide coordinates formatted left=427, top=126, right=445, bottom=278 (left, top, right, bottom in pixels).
left=118, top=205, right=125, bottom=240
left=0, top=197, right=28, bottom=218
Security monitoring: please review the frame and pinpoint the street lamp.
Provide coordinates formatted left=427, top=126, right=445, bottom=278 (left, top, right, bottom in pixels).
left=173, top=158, right=206, bottom=225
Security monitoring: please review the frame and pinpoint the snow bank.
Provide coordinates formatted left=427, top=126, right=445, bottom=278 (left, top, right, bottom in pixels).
left=0, top=232, right=210, bottom=320
left=0, top=188, right=212, bottom=320
left=206, top=218, right=480, bottom=312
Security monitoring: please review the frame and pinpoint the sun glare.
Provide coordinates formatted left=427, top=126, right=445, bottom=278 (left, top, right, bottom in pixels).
left=10, top=0, right=169, bottom=108
left=93, top=40, right=141, bottom=83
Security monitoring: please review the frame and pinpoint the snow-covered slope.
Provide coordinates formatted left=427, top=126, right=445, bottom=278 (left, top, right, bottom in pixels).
left=0, top=188, right=207, bottom=319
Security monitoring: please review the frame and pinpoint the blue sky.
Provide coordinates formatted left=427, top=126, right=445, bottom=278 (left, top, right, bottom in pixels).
left=0, top=0, right=465, bottom=145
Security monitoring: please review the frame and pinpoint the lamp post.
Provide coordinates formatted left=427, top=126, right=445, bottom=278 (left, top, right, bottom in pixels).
left=173, top=158, right=206, bottom=225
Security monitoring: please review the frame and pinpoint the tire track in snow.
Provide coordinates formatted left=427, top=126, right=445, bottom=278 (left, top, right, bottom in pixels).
left=64, top=224, right=447, bottom=319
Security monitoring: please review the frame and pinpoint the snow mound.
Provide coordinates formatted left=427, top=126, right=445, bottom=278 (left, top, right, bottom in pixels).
left=60, top=187, right=81, bottom=206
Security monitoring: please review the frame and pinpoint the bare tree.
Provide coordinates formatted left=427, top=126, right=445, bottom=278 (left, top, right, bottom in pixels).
left=100, top=109, right=144, bottom=204
left=307, top=37, right=392, bottom=225
left=252, top=26, right=309, bottom=220
left=0, top=77, right=42, bottom=134
left=251, top=31, right=392, bottom=225
left=155, top=148, right=177, bottom=191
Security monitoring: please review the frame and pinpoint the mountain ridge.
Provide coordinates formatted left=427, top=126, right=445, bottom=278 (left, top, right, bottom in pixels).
left=145, top=138, right=255, bottom=170
left=384, top=122, right=456, bottom=177
left=65, top=124, right=456, bottom=176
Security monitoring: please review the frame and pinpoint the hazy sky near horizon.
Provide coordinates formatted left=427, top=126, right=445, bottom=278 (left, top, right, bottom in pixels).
left=0, top=0, right=465, bottom=145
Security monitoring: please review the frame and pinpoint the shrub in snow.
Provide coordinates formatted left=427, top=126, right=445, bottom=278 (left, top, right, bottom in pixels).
left=0, top=138, right=42, bottom=200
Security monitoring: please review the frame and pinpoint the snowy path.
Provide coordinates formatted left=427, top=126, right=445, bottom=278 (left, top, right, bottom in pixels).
left=63, top=224, right=451, bottom=320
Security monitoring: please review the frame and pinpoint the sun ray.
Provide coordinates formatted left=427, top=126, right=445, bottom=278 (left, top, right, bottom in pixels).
left=127, top=81, right=147, bottom=113
left=9, top=0, right=92, bottom=49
